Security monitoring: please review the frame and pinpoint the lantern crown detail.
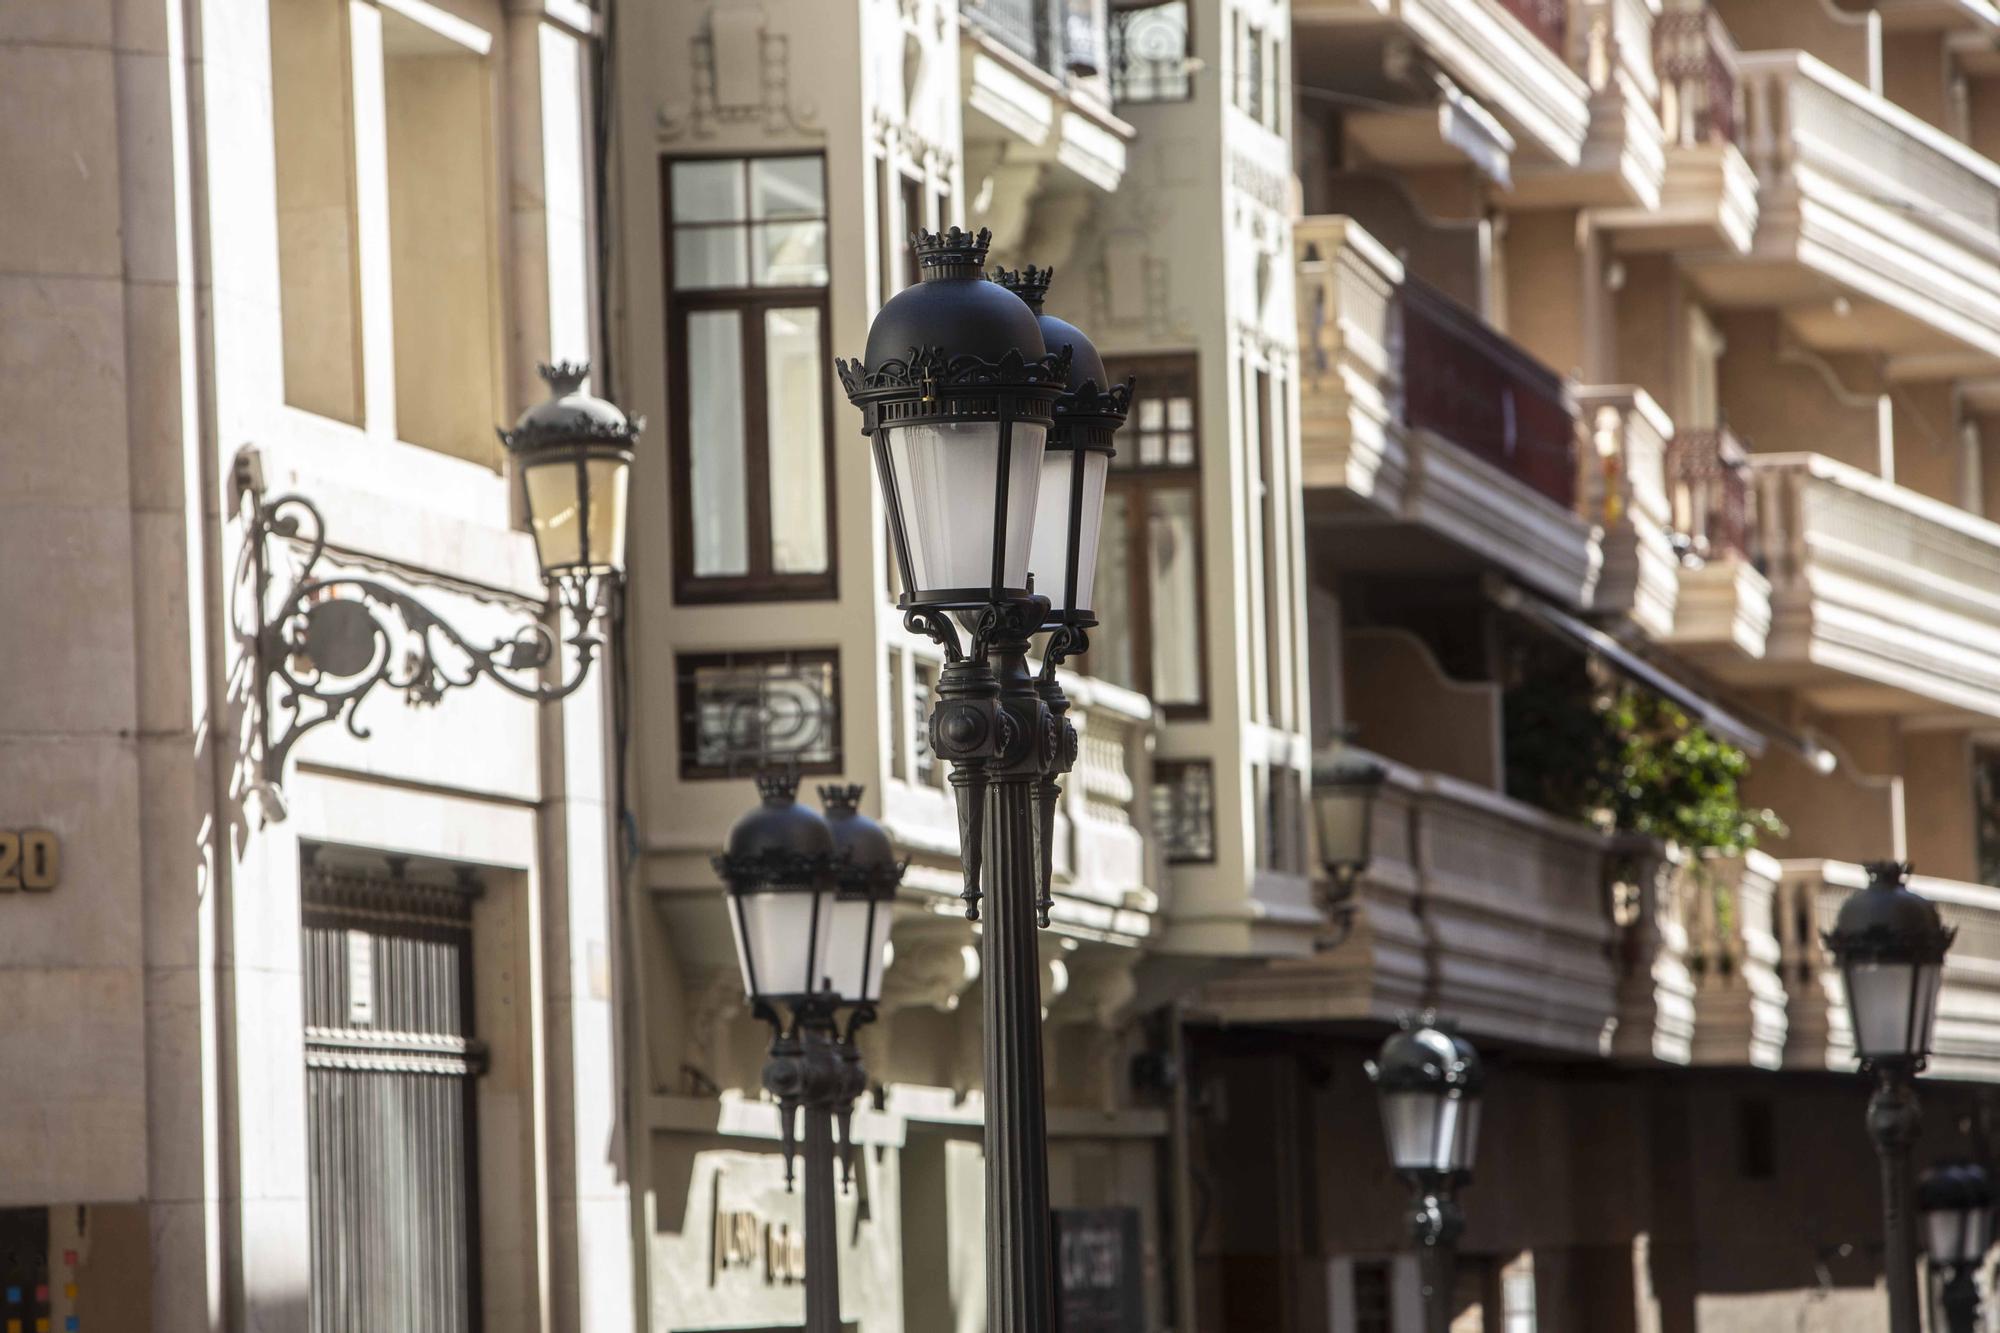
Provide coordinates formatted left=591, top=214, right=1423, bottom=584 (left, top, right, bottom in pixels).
left=498, top=360, right=643, bottom=453
left=1824, top=861, right=1956, bottom=964
left=913, top=225, right=993, bottom=276
left=820, top=784, right=909, bottom=895
left=1367, top=1012, right=1485, bottom=1094
left=992, top=264, right=1054, bottom=311
left=713, top=772, right=835, bottom=891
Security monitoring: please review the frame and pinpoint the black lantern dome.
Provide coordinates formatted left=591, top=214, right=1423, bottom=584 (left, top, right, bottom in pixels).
left=837, top=228, right=1073, bottom=613
left=992, top=264, right=1132, bottom=629
left=1824, top=861, right=1956, bottom=1068
left=1367, top=1013, right=1484, bottom=1178
left=498, top=360, right=642, bottom=579
left=713, top=771, right=839, bottom=1011
left=818, top=784, right=907, bottom=1008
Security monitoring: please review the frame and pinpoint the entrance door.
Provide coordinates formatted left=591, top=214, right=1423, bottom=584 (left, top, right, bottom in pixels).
left=302, top=861, right=483, bottom=1332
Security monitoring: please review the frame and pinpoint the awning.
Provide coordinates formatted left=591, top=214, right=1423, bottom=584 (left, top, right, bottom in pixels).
left=1489, top=582, right=1768, bottom=757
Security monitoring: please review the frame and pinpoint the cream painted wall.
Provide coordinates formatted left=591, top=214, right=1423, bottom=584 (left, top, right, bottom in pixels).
left=1714, top=311, right=1884, bottom=469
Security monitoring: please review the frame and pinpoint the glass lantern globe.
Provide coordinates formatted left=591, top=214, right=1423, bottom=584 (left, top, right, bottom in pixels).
left=1312, top=749, right=1389, bottom=893
left=837, top=228, right=1070, bottom=612
left=1824, top=861, right=1956, bottom=1069
left=498, top=360, right=641, bottom=579
left=1920, top=1162, right=1996, bottom=1269
left=1367, top=1014, right=1485, bottom=1179
left=818, top=784, right=907, bottom=1008
left=712, top=771, right=839, bottom=1012
left=991, top=265, right=1130, bottom=629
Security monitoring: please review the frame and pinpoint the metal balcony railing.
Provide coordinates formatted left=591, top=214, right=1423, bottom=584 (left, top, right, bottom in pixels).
left=1655, top=6, right=1742, bottom=147
left=1667, top=426, right=1755, bottom=562
left=961, top=0, right=1108, bottom=84
left=1402, top=277, right=1579, bottom=509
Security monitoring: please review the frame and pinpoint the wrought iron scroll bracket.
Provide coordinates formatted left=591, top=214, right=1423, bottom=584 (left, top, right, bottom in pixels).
left=245, top=485, right=615, bottom=805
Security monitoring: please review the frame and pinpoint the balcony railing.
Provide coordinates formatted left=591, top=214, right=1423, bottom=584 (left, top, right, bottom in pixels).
left=961, top=0, right=1107, bottom=84
left=1667, top=426, right=1754, bottom=562
left=1655, top=5, right=1740, bottom=147
left=1497, top=0, right=1567, bottom=57
left=1403, top=277, right=1578, bottom=509
left=1740, top=52, right=2000, bottom=247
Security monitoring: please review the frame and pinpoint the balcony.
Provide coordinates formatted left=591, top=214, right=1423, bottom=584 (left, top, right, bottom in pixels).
left=1297, top=215, right=1600, bottom=607
left=1580, top=386, right=1681, bottom=640
left=1775, top=861, right=2000, bottom=1081
left=1662, top=425, right=1771, bottom=662
left=1291, top=0, right=1591, bottom=173
left=1194, top=761, right=1619, bottom=1057
left=1598, top=4, right=1759, bottom=253
left=959, top=0, right=1134, bottom=239
left=1720, top=452, right=2000, bottom=719
left=1504, top=0, right=1667, bottom=208
left=1689, top=51, right=2000, bottom=376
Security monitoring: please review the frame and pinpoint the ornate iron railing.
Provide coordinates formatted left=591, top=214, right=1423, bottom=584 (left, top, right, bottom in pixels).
left=1667, top=426, right=1755, bottom=562
left=1401, top=277, right=1578, bottom=509
left=1655, top=6, right=1741, bottom=147
left=962, top=0, right=1109, bottom=83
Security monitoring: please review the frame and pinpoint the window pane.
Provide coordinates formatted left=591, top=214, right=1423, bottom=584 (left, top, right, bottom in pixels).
left=674, top=226, right=748, bottom=289
left=1148, top=487, right=1202, bottom=705
left=671, top=160, right=745, bottom=222
left=751, top=156, right=826, bottom=220
left=687, top=311, right=750, bottom=576
left=1093, top=491, right=1135, bottom=690
left=754, top=221, right=829, bottom=287
left=765, top=306, right=830, bottom=574
left=1168, top=396, right=1194, bottom=429
left=681, top=653, right=841, bottom=776
left=1151, top=762, right=1215, bottom=863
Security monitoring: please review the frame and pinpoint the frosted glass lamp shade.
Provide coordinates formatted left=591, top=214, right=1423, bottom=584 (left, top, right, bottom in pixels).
left=1028, top=446, right=1110, bottom=620
left=881, top=419, right=1046, bottom=604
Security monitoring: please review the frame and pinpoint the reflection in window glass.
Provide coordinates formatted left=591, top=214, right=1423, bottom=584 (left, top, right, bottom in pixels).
left=751, top=156, right=825, bottom=220
left=1148, top=488, right=1202, bottom=706
left=1151, top=761, right=1215, bottom=863
left=687, top=311, right=749, bottom=576
left=753, top=221, right=829, bottom=287
left=765, top=307, right=829, bottom=574
left=670, top=160, right=745, bottom=222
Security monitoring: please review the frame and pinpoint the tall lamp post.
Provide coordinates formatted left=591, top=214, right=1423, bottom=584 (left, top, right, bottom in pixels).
left=1921, top=1161, right=1994, bottom=1333
left=712, top=774, right=905, bottom=1333
left=1367, top=1013, right=1483, bottom=1333
left=837, top=229, right=1128, bottom=1329
left=1825, top=861, right=1957, bottom=1333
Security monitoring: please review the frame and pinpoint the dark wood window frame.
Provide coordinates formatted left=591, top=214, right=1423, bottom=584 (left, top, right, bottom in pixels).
left=1152, top=758, right=1218, bottom=865
left=663, top=153, right=841, bottom=605
left=1098, top=353, right=1210, bottom=721
left=676, top=647, right=844, bottom=781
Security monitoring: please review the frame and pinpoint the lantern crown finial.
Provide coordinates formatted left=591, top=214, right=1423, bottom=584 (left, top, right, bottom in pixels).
left=539, top=360, right=590, bottom=396
left=993, top=264, right=1054, bottom=312
left=500, top=356, right=643, bottom=455
left=818, top=783, right=865, bottom=814
left=913, top=226, right=992, bottom=280
left=756, top=769, right=803, bottom=806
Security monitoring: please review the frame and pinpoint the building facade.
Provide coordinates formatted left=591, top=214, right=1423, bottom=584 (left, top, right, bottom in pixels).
left=0, top=1, right=636, bottom=1329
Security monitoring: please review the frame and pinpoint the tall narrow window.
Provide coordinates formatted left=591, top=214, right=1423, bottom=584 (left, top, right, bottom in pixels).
left=666, top=155, right=837, bottom=601
left=1976, top=748, right=2000, bottom=885
left=901, top=173, right=926, bottom=291
left=1255, top=367, right=1287, bottom=727
left=1092, top=356, right=1207, bottom=717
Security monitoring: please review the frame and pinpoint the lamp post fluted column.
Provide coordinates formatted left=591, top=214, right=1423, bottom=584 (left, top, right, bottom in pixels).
left=762, top=1024, right=851, bottom=1333
left=1411, top=1184, right=1465, bottom=1333
left=1869, top=1069, right=1924, bottom=1333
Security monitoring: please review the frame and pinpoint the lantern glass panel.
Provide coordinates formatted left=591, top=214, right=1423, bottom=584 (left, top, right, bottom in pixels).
left=1927, top=1209, right=1974, bottom=1265
left=1314, top=787, right=1373, bottom=873
left=584, top=456, right=630, bottom=570
left=1451, top=1096, right=1482, bottom=1173
left=1845, top=958, right=1942, bottom=1060
left=727, top=884, right=836, bottom=1002
left=1028, top=448, right=1110, bottom=615
left=523, top=458, right=586, bottom=573
left=1381, top=1089, right=1461, bottom=1174
left=822, top=893, right=896, bottom=1005
left=884, top=420, right=1046, bottom=594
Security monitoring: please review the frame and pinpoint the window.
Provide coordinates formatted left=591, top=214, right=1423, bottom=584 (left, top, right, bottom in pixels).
left=1109, top=0, right=1192, bottom=103
left=666, top=155, right=837, bottom=602
left=1242, top=20, right=1264, bottom=123
left=1350, top=1261, right=1391, bottom=1333
left=1979, top=747, right=2000, bottom=885
left=1092, top=356, right=1207, bottom=716
left=676, top=650, right=842, bottom=779
left=1152, top=761, right=1216, bottom=863
left=913, top=661, right=944, bottom=790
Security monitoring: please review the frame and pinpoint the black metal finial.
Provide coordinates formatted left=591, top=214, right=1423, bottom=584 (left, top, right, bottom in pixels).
left=993, top=265, right=1054, bottom=312
left=818, top=783, right=865, bottom=814
left=912, top=226, right=992, bottom=280
left=538, top=360, right=590, bottom=396
left=756, top=769, right=803, bottom=805
left=1865, top=860, right=1914, bottom=889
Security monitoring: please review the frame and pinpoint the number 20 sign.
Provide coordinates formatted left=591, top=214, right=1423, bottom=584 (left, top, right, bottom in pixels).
left=0, top=830, right=60, bottom=892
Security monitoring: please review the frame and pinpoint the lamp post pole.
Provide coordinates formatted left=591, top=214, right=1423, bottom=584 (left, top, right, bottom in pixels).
left=761, top=1020, right=853, bottom=1333
left=1368, top=1014, right=1483, bottom=1333
left=1870, top=1068, right=1924, bottom=1333
left=1410, top=1184, right=1464, bottom=1333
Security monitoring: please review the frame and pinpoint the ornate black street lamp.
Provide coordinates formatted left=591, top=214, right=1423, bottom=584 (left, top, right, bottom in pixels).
left=837, top=229, right=1128, bottom=1329
left=1367, top=1013, right=1483, bottom=1333
left=1311, top=747, right=1387, bottom=945
left=1920, top=1161, right=1994, bottom=1333
left=242, top=361, right=639, bottom=802
left=713, top=774, right=905, bottom=1333
left=1825, top=861, right=1957, bottom=1333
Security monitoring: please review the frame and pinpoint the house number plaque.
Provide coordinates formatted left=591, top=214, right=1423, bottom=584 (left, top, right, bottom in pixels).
left=0, top=830, right=60, bottom=892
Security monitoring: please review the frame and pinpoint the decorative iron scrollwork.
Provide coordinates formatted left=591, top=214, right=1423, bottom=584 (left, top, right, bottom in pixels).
left=247, top=490, right=614, bottom=796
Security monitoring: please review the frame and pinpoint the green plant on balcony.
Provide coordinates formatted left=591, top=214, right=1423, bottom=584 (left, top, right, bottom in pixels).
left=1503, top=651, right=1784, bottom=860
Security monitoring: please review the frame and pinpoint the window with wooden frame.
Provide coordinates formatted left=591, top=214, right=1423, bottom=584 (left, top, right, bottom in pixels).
left=676, top=649, right=842, bottom=780
left=1091, top=355, right=1208, bottom=717
left=665, top=154, right=838, bottom=603
left=1151, top=760, right=1217, bottom=864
